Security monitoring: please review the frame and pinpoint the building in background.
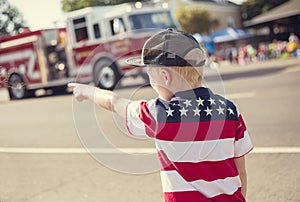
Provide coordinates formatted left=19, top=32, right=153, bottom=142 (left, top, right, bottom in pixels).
left=243, top=0, right=300, bottom=42
left=178, top=0, right=242, bottom=33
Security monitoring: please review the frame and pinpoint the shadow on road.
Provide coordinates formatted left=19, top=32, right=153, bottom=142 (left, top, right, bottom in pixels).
left=10, top=78, right=149, bottom=101
left=205, top=63, right=295, bottom=82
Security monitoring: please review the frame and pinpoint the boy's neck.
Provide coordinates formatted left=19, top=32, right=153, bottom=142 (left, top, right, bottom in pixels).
left=173, top=80, right=204, bottom=93
left=159, top=83, right=204, bottom=101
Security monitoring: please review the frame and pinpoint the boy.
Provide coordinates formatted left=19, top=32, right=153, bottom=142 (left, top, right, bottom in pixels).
left=68, top=29, right=253, bottom=202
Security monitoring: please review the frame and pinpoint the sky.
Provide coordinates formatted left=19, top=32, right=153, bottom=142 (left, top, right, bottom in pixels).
left=7, top=0, right=246, bottom=31
left=8, top=0, right=66, bottom=30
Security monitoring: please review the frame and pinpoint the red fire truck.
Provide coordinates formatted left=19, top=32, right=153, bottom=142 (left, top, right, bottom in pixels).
left=0, top=2, right=176, bottom=99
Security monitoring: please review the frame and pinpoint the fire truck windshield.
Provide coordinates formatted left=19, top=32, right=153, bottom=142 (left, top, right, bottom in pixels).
left=128, top=11, right=175, bottom=30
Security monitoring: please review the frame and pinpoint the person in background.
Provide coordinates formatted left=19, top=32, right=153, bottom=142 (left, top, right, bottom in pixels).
left=238, top=44, right=247, bottom=65
left=287, top=32, right=299, bottom=57
left=257, top=42, right=267, bottom=62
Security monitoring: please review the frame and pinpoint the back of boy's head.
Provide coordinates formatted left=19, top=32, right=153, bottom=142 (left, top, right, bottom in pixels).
left=126, top=28, right=207, bottom=85
left=143, top=29, right=206, bottom=67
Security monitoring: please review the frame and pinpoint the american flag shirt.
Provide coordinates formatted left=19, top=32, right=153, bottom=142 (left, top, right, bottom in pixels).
left=126, top=87, right=253, bottom=202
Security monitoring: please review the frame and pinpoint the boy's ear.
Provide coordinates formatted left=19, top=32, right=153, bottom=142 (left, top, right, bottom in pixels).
left=160, top=68, right=172, bottom=86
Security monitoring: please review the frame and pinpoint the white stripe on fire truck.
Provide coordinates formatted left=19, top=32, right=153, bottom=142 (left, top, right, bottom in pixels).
left=0, top=35, right=38, bottom=49
left=0, top=49, right=40, bottom=80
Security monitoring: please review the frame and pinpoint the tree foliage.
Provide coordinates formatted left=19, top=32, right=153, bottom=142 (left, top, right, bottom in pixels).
left=175, top=5, right=219, bottom=34
left=241, top=0, right=289, bottom=21
left=0, top=0, right=25, bottom=37
left=62, top=0, right=150, bottom=12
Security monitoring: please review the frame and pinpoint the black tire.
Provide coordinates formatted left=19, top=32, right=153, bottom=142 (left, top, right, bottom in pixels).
left=8, top=74, right=34, bottom=99
left=93, top=59, right=121, bottom=90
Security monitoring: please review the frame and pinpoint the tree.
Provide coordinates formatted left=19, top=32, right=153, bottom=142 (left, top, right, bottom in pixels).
left=0, top=0, right=25, bottom=37
left=62, top=0, right=150, bottom=12
left=175, top=5, right=219, bottom=34
left=241, top=0, right=289, bottom=21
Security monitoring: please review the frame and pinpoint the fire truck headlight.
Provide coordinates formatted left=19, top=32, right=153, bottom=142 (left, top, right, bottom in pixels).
left=162, top=2, right=168, bottom=9
left=48, top=52, right=58, bottom=65
left=135, top=1, right=142, bottom=9
left=56, top=63, right=65, bottom=71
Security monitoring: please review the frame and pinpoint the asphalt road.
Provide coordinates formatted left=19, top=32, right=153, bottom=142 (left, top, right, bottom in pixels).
left=0, top=58, right=299, bottom=202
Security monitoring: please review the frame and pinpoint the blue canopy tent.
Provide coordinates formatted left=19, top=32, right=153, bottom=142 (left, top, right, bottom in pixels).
left=193, top=33, right=215, bottom=54
left=210, top=27, right=251, bottom=43
left=193, top=33, right=212, bottom=43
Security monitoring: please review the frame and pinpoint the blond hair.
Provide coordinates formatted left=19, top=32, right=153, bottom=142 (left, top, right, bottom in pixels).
left=167, top=66, right=203, bottom=86
left=153, top=65, right=203, bottom=87
left=153, top=47, right=206, bottom=86
left=167, top=47, right=206, bottom=86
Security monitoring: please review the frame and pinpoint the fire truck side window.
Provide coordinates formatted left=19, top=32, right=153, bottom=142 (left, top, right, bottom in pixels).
left=93, top=23, right=101, bottom=39
left=128, top=11, right=175, bottom=30
left=110, top=18, right=126, bottom=35
left=73, top=17, right=89, bottom=42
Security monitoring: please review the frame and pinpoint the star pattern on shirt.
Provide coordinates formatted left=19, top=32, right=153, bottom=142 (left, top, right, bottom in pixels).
left=204, top=107, right=213, bottom=116
left=227, top=107, right=234, bottom=115
left=193, top=107, right=201, bottom=116
left=208, top=97, right=216, bottom=105
left=216, top=106, right=225, bottom=115
left=179, top=107, right=188, bottom=116
left=183, top=99, right=192, bottom=108
left=166, top=108, right=174, bottom=117
left=165, top=96, right=236, bottom=119
left=219, top=99, right=226, bottom=105
left=196, top=97, right=204, bottom=106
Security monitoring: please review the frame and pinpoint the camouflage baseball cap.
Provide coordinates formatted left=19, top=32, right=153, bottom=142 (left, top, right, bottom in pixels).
left=125, top=28, right=207, bottom=67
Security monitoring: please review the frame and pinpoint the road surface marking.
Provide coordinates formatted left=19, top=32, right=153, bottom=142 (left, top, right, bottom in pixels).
left=0, top=147, right=299, bottom=154
left=0, top=147, right=155, bottom=154
left=226, top=92, right=255, bottom=99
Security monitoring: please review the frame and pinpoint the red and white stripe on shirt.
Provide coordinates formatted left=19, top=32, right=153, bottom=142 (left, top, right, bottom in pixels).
left=126, top=98, right=253, bottom=202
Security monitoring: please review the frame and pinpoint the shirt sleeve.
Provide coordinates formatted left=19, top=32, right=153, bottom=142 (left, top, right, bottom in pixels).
left=234, top=110, right=253, bottom=158
left=126, top=99, right=157, bottom=138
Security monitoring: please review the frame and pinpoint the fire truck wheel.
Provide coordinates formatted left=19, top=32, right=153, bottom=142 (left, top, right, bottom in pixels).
left=93, top=59, right=121, bottom=90
left=8, top=74, right=34, bottom=99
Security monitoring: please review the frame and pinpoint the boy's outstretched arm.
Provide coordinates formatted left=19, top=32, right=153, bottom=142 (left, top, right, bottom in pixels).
left=234, top=156, right=247, bottom=199
left=68, top=83, right=130, bottom=117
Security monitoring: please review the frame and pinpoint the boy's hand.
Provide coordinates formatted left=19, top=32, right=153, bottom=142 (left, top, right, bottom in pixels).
left=68, top=83, right=94, bottom=102
left=68, top=82, right=129, bottom=116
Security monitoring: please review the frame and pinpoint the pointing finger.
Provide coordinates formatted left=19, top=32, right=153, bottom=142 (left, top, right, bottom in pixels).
left=67, top=83, right=77, bottom=89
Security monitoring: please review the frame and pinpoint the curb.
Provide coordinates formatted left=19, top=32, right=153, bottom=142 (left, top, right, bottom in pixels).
left=204, top=57, right=300, bottom=79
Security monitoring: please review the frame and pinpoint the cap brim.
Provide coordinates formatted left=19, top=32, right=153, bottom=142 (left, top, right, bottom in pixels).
left=125, top=57, right=146, bottom=67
